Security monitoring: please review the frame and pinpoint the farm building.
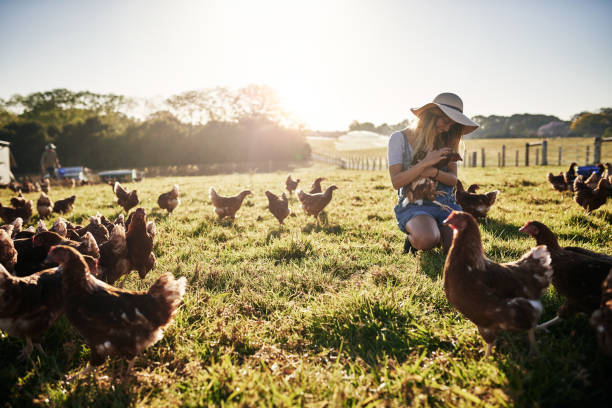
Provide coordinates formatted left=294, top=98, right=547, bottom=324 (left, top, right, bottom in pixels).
left=0, top=140, right=14, bottom=183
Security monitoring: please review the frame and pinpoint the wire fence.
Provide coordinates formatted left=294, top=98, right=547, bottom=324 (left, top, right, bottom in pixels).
left=311, top=137, right=612, bottom=170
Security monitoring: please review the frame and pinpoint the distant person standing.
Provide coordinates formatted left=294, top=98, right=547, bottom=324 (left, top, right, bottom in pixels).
left=40, top=143, right=61, bottom=178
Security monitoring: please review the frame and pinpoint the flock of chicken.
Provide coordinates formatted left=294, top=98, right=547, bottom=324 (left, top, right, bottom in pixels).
left=0, top=174, right=343, bottom=378
left=0, top=181, right=183, bottom=378
left=547, top=162, right=612, bottom=212
left=209, top=175, right=338, bottom=225
left=443, top=161, right=612, bottom=357
left=443, top=211, right=612, bottom=358
left=0, top=164, right=611, bottom=382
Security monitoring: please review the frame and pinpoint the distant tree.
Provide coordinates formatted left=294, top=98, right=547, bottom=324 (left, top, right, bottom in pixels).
left=537, top=121, right=569, bottom=138
left=4, top=89, right=129, bottom=128
left=570, top=111, right=612, bottom=136
left=0, top=121, right=48, bottom=172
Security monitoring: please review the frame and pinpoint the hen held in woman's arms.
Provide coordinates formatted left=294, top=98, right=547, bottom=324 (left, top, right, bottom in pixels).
left=401, top=152, right=462, bottom=210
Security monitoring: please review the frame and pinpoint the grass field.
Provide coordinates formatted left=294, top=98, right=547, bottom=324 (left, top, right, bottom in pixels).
left=1, top=164, right=612, bottom=407
left=308, top=137, right=612, bottom=167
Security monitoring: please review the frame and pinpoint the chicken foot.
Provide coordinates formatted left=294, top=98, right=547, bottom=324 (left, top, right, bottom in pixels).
left=65, top=363, right=94, bottom=382
left=432, top=200, right=453, bottom=213
left=536, top=315, right=561, bottom=331
left=18, top=338, right=34, bottom=361
left=527, top=328, right=539, bottom=356
left=18, top=338, right=45, bottom=361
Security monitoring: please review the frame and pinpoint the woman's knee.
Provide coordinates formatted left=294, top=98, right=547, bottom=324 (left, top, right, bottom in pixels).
left=409, top=231, right=440, bottom=250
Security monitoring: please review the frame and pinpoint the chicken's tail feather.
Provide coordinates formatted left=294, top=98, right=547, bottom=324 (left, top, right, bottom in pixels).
left=148, top=273, right=187, bottom=323
left=499, top=298, right=543, bottom=330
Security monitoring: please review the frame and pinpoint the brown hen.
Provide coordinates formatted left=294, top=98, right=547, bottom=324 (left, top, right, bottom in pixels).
left=114, top=182, right=139, bottom=213
left=98, top=224, right=131, bottom=284
left=590, top=268, right=612, bottom=357
left=563, top=162, right=578, bottom=191
left=547, top=172, right=568, bottom=191
left=0, top=228, right=18, bottom=272
left=455, top=180, right=499, bottom=219
left=53, top=195, right=76, bottom=214
left=584, top=163, right=605, bottom=189
left=309, top=177, right=326, bottom=194
left=296, top=185, right=338, bottom=222
left=209, top=188, right=252, bottom=220
left=573, top=176, right=610, bottom=213
left=286, top=175, right=300, bottom=195
left=126, top=208, right=156, bottom=279
left=402, top=153, right=462, bottom=210
left=520, top=221, right=612, bottom=330
left=0, top=263, right=63, bottom=359
left=0, top=198, right=33, bottom=224
left=443, top=211, right=552, bottom=356
left=46, top=245, right=186, bottom=375
left=265, top=191, right=290, bottom=225
left=37, top=192, right=53, bottom=219
left=158, top=184, right=181, bottom=213
left=76, top=215, right=110, bottom=245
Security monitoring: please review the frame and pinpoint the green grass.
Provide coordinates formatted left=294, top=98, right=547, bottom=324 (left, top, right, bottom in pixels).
left=1, top=164, right=611, bottom=407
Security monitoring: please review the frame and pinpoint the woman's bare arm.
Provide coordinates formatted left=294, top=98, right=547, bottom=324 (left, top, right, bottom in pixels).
left=389, top=162, right=428, bottom=190
left=435, top=161, right=458, bottom=186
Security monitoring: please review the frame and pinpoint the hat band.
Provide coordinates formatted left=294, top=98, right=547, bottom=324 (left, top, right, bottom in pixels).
left=438, top=103, right=463, bottom=113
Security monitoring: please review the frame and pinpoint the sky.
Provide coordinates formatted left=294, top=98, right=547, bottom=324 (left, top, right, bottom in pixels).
left=1, top=0, right=611, bottom=130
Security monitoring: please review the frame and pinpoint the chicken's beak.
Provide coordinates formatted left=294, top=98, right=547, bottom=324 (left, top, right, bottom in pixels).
left=518, top=224, right=531, bottom=235
left=441, top=215, right=453, bottom=228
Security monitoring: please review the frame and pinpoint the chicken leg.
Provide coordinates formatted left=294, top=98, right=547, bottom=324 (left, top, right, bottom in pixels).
left=536, top=316, right=562, bottom=331
left=18, top=337, right=34, bottom=361
left=527, top=328, right=539, bottom=355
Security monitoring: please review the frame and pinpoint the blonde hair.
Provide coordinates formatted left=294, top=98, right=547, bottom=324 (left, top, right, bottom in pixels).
left=410, top=108, right=462, bottom=164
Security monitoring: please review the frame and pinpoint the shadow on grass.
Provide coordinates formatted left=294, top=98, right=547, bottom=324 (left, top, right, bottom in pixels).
left=479, top=217, right=526, bottom=241
left=301, top=221, right=343, bottom=235
left=264, top=227, right=285, bottom=244
left=417, top=250, right=446, bottom=280
left=0, top=319, right=78, bottom=406
left=495, top=317, right=612, bottom=407
left=305, top=295, right=453, bottom=365
left=149, top=208, right=169, bottom=222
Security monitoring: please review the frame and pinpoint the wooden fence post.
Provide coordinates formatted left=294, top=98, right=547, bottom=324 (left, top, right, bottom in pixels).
left=525, top=143, right=530, bottom=166
left=502, top=145, right=506, bottom=167
left=481, top=148, right=485, bottom=167
left=535, top=148, right=539, bottom=165
left=594, top=136, right=602, bottom=163
left=472, top=151, right=477, bottom=167
left=558, top=147, right=562, bottom=165
left=542, top=140, right=548, bottom=165
left=497, top=152, right=501, bottom=167
left=516, top=150, right=519, bottom=166
left=576, top=147, right=579, bottom=164
left=586, top=146, right=590, bottom=164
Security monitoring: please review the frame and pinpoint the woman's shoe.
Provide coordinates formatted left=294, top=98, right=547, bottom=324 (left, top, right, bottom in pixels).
left=403, top=236, right=416, bottom=254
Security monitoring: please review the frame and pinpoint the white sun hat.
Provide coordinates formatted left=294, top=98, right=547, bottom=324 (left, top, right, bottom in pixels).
left=411, top=92, right=479, bottom=135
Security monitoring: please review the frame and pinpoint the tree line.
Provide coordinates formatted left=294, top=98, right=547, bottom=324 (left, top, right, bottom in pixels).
left=348, top=108, right=612, bottom=139
left=0, top=87, right=310, bottom=175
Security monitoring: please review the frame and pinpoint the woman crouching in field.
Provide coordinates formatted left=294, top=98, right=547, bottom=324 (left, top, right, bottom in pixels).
left=388, top=92, right=479, bottom=253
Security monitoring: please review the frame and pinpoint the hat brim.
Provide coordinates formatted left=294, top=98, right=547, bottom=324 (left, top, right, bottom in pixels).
left=411, top=103, right=479, bottom=136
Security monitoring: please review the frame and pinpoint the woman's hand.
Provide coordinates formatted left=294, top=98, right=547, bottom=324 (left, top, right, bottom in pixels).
left=420, top=147, right=451, bottom=167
